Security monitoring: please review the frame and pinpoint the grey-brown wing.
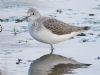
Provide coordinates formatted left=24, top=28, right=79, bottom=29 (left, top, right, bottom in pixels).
left=43, top=18, right=83, bottom=35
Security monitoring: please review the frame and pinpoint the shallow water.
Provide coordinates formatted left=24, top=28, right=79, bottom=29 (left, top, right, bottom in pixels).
left=0, top=0, right=100, bottom=75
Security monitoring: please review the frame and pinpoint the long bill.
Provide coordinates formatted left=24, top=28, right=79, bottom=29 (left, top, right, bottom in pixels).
left=15, top=15, right=30, bottom=23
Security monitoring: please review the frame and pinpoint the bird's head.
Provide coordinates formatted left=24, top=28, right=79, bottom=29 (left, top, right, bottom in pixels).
left=27, top=8, right=41, bottom=20
left=16, top=8, right=41, bottom=23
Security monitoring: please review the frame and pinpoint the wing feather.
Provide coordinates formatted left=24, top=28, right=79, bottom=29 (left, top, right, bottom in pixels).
left=43, top=18, right=83, bottom=35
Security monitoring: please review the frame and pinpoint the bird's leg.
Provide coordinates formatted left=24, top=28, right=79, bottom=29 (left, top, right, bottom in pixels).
left=50, top=44, right=54, bottom=54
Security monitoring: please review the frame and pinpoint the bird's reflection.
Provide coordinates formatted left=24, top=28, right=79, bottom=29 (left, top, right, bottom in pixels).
left=28, top=54, right=91, bottom=75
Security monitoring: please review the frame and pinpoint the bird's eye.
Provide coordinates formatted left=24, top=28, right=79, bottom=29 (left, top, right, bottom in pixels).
left=33, top=13, right=34, bottom=15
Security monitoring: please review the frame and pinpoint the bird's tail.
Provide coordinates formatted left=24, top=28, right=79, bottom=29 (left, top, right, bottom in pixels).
left=79, top=63, right=92, bottom=68
left=83, top=26, right=100, bottom=31
left=83, top=26, right=91, bottom=31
